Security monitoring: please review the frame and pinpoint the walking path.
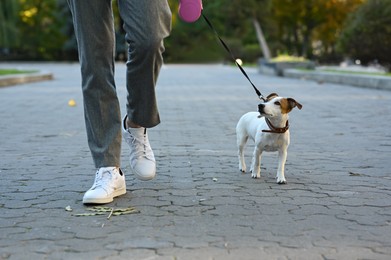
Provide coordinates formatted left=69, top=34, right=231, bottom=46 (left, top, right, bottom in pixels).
left=1, top=63, right=390, bottom=259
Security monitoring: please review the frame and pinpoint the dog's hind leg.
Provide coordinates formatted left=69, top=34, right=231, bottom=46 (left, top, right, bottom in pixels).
left=251, top=147, right=262, bottom=179
left=237, top=133, right=248, bottom=172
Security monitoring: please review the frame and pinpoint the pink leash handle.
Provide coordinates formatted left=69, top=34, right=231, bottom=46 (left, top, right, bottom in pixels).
left=178, top=0, right=203, bottom=23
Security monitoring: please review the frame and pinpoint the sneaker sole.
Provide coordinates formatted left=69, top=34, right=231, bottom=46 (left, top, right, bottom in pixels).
left=132, top=169, right=156, bottom=181
left=82, top=188, right=127, bottom=204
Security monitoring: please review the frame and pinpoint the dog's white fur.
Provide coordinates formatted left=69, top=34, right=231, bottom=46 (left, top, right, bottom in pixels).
left=236, top=93, right=302, bottom=184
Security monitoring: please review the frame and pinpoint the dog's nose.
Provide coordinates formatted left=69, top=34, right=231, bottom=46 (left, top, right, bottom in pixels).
left=258, top=103, right=265, bottom=113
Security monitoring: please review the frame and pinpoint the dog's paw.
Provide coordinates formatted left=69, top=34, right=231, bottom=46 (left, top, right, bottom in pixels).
left=239, top=163, right=246, bottom=173
left=251, top=172, right=260, bottom=179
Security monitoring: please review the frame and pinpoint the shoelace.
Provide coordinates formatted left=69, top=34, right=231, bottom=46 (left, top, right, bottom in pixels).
left=92, top=169, right=112, bottom=190
left=126, top=130, right=155, bottom=162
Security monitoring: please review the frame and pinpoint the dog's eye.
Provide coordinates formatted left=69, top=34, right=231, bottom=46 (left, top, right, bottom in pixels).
left=274, top=101, right=281, bottom=106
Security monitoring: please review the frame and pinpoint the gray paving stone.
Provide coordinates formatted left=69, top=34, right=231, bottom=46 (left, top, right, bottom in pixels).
left=0, top=62, right=390, bottom=259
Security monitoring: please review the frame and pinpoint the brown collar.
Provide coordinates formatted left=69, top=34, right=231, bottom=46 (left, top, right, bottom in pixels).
left=262, top=118, right=289, bottom=134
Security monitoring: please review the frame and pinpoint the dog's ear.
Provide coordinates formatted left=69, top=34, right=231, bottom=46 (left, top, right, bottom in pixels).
left=287, top=98, right=303, bottom=110
left=266, top=93, right=279, bottom=101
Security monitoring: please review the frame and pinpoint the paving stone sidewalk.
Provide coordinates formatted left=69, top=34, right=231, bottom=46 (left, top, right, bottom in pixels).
left=0, top=63, right=390, bottom=260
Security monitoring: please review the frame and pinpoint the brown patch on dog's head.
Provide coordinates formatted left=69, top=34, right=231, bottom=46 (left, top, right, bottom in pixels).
left=266, top=93, right=279, bottom=101
left=280, top=98, right=303, bottom=114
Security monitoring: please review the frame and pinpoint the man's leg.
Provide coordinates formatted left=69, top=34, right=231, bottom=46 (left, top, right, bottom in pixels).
left=67, top=0, right=121, bottom=168
left=68, top=0, right=126, bottom=204
left=118, top=0, right=172, bottom=128
left=118, top=0, right=171, bottom=181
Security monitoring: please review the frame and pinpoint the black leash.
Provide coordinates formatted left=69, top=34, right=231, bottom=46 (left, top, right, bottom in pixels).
left=202, top=13, right=265, bottom=101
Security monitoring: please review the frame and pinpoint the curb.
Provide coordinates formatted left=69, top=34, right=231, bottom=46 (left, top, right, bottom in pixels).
left=0, top=71, right=53, bottom=88
left=283, top=69, right=391, bottom=91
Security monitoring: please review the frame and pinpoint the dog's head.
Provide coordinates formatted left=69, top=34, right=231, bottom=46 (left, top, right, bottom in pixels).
left=258, top=93, right=302, bottom=118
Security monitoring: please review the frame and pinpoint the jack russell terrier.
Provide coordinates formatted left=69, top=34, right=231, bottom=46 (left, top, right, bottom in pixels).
left=236, top=93, right=302, bottom=184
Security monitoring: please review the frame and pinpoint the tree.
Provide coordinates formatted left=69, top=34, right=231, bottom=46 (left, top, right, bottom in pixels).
left=221, top=0, right=271, bottom=61
left=164, top=0, right=271, bottom=63
left=17, top=0, right=67, bottom=60
left=0, top=0, right=20, bottom=52
left=164, top=0, right=226, bottom=62
left=1, top=0, right=380, bottom=65
left=271, top=0, right=327, bottom=58
left=337, top=0, right=391, bottom=70
left=312, top=0, right=363, bottom=62
left=270, top=0, right=365, bottom=61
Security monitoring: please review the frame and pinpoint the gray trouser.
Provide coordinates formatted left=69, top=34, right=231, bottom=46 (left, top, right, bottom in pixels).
left=67, top=0, right=172, bottom=168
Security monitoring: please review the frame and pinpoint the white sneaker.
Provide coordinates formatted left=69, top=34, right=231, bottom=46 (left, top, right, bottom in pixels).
left=122, top=116, right=156, bottom=181
left=83, top=167, right=126, bottom=204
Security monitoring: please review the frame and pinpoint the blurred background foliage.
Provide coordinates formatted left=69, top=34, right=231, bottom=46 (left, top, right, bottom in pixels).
left=0, top=0, right=390, bottom=69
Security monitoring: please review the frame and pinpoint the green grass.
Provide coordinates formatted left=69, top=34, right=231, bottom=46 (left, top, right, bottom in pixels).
left=270, top=54, right=309, bottom=63
left=319, top=68, right=391, bottom=77
left=298, top=67, right=391, bottom=77
left=0, top=69, right=38, bottom=76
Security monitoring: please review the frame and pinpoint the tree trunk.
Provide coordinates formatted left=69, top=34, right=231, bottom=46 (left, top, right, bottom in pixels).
left=253, top=18, right=271, bottom=60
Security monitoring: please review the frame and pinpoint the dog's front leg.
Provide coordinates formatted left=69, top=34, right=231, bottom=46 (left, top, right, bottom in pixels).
left=251, top=147, right=262, bottom=179
left=276, top=149, right=287, bottom=184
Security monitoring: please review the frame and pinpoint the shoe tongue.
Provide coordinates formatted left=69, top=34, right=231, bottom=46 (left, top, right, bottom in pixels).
left=98, top=167, right=116, bottom=175
left=128, top=127, right=145, bottom=136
